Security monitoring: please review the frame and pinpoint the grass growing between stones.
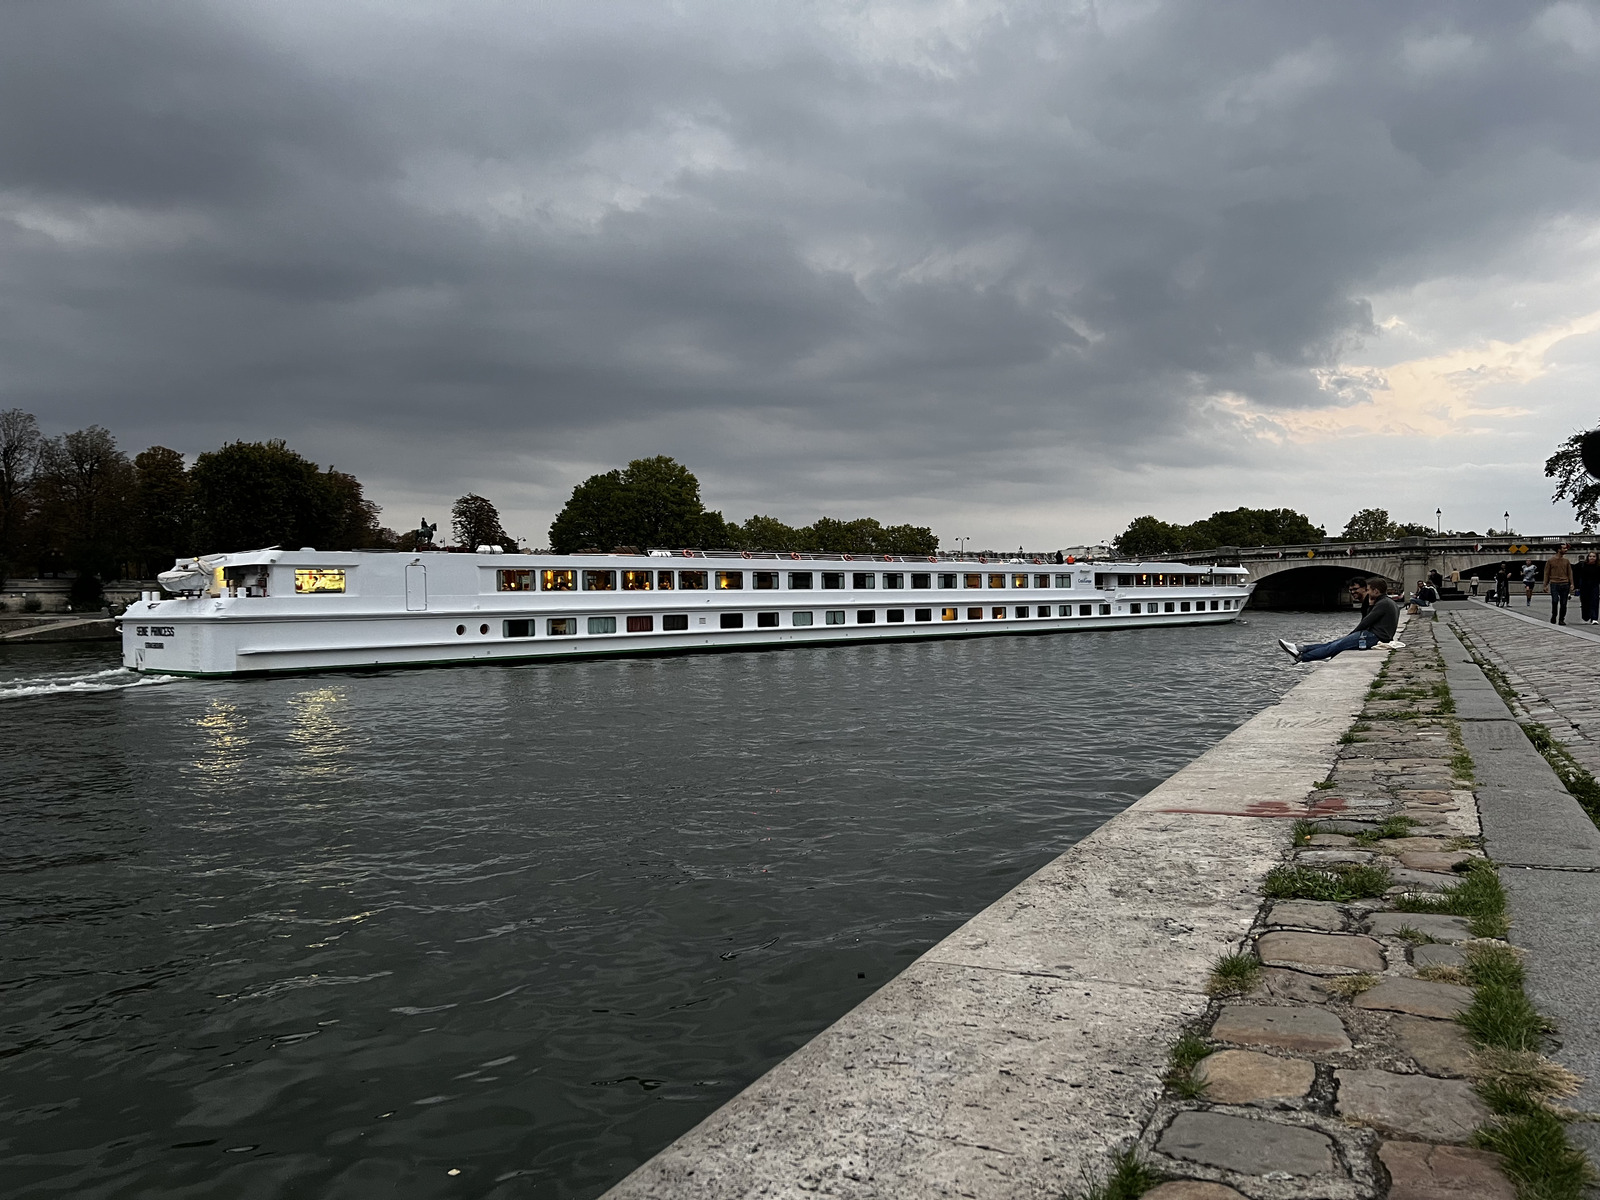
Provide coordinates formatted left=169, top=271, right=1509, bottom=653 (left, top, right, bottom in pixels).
left=1472, top=1105, right=1594, bottom=1200
left=1325, top=973, right=1380, bottom=999
left=1392, top=859, right=1510, bottom=938
left=1352, top=815, right=1418, bottom=845
left=1205, top=952, right=1261, bottom=997
left=1263, top=861, right=1392, bottom=901
left=1075, top=1147, right=1162, bottom=1200
left=1163, top=1032, right=1212, bottom=1100
left=1520, top=722, right=1600, bottom=830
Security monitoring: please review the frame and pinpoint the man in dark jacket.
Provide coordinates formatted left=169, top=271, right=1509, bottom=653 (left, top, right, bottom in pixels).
left=1277, top=579, right=1400, bottom=663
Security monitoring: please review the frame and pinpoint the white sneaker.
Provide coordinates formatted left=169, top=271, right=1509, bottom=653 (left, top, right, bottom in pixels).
left=1277, top=638, right=1301, bottom=661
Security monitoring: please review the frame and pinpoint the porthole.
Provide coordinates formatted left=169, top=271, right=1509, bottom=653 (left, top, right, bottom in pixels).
left=479, top=623, right=490, bottom=634
left=456, top=624, right=466, bottom=635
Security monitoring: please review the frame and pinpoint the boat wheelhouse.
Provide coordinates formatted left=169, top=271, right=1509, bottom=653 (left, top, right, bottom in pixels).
left=122, top=548, right=1254, bottom=677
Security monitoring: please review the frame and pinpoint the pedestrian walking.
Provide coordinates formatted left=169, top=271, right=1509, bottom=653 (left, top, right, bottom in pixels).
left=1522, top=561, right=1538, bottom=606
left=1546, top=546, right=1574, bottom=625
left=1495, top=566, right=1511, bottom=607
left=1576, top=551, right=1600, bottom=625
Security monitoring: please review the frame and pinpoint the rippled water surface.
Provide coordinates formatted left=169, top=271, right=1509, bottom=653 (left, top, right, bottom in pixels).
left=1, top=612, right=1354, bottom=1198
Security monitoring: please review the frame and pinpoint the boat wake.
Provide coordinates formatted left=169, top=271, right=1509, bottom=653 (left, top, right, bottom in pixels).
left=0, top=666, right=182, bottom=701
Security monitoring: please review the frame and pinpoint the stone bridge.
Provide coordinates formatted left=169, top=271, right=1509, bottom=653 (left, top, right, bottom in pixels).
left=1165, top=534, right=1599, bottom=608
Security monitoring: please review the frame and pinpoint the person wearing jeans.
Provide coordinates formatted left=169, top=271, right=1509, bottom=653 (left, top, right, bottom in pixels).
left=1277, top=578, right=1400, bottom=663
left=1576, top=552, right=1600, bottom=625
left=1546, top=546, right=1574, bottom=626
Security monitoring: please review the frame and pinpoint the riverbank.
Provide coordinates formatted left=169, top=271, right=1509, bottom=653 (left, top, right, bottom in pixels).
left=0, top=614, right=118, bottom=642
left=605, top=618, right=1598, bottom=1198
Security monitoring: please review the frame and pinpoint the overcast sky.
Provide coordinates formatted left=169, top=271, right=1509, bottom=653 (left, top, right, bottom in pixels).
left=4, top=1, right=1599, bottom=548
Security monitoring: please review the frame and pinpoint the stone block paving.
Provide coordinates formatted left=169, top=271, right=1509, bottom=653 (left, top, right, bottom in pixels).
left=1132, top=629, right=1526, bottom=1198
left=1450, top=601, right=1600, bottom=780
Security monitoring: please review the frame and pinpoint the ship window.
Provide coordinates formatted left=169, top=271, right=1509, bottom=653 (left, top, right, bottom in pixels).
left=852, top=572, right=875, bottom=589
left=547, top=617, right=577, bottom=636
left=991, top=606, right=1006, bottom=619
left=915, top=608, right=932, bottom=622
left=627, top=615, right=653, bottom=632
left=1054, top=574, right=1073, bottom=588
left=1035, top=574, right=1050, bottom=587
left=788, top=571, right=813, bottom=589
left=886, top=609, right=905, bottom=622
left=1130, top=603, right=1141, bottom=614
left=663, top=613, right=689, bottom=630
left=678, top=570, right=708, bottom=590
left=757, top=611, right=779, bottom=627
left=588, top=616, right=617, bottom=634
left=1016, top=606, right=1029, bottom=618
left=822, top=573, right=845, bottom=589
left=1099, top=604, right=1111, bottom=615
left=964, top=574, right=982, bottom=588
left=456, top=624, right=466, bottom=635
left=883, top=573, right=904, bottom=588
left=504, top=619, right=535, bottom=638
left=967, top=606, right=983, bottom=620
left=1180, top=601, right=1191, bottom=612
left=542, top=569, right=577, bottom=592
left=911, top=573, right=931, bottom=589
left=720, top=612, right=744, bottom=628
left=656, top=571, right=674, bottom=590
left=622, top=570, right=652, bottom=591
left=938, top=573, right=957, bottom=588
left=753, top=571, right=779, bottom=590
left=1055, top=605, right=1068, bottom=616
left=1201, top=575, right=1214, bottom=586
left=825, top=610, right=845, bottom=625
left=1164, top=601, right=1175, bottom=612
left=584, top=570, right=616, bottom=592
left=1012, top=573, right=1027, bottom=588
left=1223, top=599, right=1232, bottom=610
left=1117, top=574, right=1133, bottom=586
left=1078, top=604, right=1092, bottom=616
left=1186, top=575, right=1199, bottom=586
left=793, top=611, right=814, bottom=626
left=1211, top=600, right=1219, bottom=610
left=496, top=569, right=533, bottom=592
left=294, top=568, right=346, bottom=594
left=988, top=574, right=1005, bottom=588
left=940, top=607, right=957, bottom=621
left=716, top=571, right=743, bottom=590
left=856, top=610, right=876, bottom=624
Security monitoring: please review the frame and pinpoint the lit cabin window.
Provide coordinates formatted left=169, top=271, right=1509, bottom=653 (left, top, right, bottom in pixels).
left=987, top=573, right=1005, bottom=588
left=716, top=571, right=744, bottom=590
left=991, top=606, right=1006, bottom=619
left=1012, top=573, right=1028, bottom=588
left=547, top=617, right=577, bottom=636
left=1186, top=575, right=1200, bottom=586
left=821, top=572, right=845, bottom=589
left=753, top=571, right=779, bottom=590
left=542, top=569, right=577, bottom=591
left=793, top=611, right=814, bottom=626
left=663, top=613, right=689, bottom=630
left=911, top=573, right=930, bottom=588
left=940, top=607, right=957, bottom=621
left=584, top=570, right=617, bottom=591
left=656, top=571, right=674, bottom=590
left=1201, top=574, right=1214, bottom=586
left=679, top=570, right=708, bottom=590
left=622, top=570, right=653, bottom=591
left=788, top=571, right=814, bottom=589
left=852, top=573, right=875, bottom=589
left=497, top=569, right=533, bottom=592
left=294, top=569, right=345, bottom=594
left=1054, top=574, right=1073, bottom=588
left=884, top=573, right=904, bottom=588
left=588, top=616, right=617, bottom=634
left=963, top=574, right=982, bottom=588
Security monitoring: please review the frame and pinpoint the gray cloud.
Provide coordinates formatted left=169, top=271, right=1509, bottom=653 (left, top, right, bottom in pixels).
left=4, top=0, right=1599, bottom=544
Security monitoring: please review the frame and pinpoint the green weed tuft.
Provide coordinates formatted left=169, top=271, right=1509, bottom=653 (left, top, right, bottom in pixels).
left=1353, top=815, right=1418, bottom=845
left=1465, top=943, right=1526, bottom=990
left=1473, top=1109, right=1595, bottom=1200
left=1459, top=983, right=1547, bottom=1052
left=1205, top=952, right=1261, bottom=997
left=1163, top=1030, right=1212, bottom=1100
left=1263, top=862, right=1392, bottom=902
left=1325, top=973, right=1379, bottom=999
left=1291, top=818, right=1319, bottom=846
left=1392, top=860, right=1509, bottom=938
left=1077, top=1147, right=1163, bottom=1200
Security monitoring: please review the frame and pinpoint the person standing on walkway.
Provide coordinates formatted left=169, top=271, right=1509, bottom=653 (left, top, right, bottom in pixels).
left=1576, top=551, right=1600, bottom=625
left=1546, top=545, right=1575, bottom=625
left=1522, top=561, right=1538, bottom=606
left=1496, top=566, right=1511, bottom=607
left=1277, top=579, right=1399, bottom=663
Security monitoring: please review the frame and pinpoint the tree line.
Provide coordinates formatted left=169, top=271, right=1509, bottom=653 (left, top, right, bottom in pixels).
left=1112, top=505, right=1503, bottom=557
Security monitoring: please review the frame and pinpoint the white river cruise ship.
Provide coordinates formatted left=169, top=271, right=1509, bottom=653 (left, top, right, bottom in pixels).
left=122, top=548, right=1254, bottom=677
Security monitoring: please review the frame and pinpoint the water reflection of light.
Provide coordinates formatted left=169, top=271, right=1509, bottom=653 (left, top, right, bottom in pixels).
left=192, top=698, right=250, bottom=785
left=289, top=686, right=352, bottom=779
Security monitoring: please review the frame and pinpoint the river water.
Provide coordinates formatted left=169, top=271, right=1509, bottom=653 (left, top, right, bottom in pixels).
left=0, top=611, right=1353, bottom=1199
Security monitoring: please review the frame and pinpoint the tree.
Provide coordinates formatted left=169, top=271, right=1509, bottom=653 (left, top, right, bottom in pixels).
left=452, top=493, right=513, bottom=550
left=323, top=470, right=388, bottom=549
left=1341, top=509, right=1394, bottom=541
left=32, top=426, right=135, bottom=591
left=1391, top=522, right=1435, bottom=538
left=1192, top=507, right=1323, bottom=547
left=1114, top=515, right=1185, bottom=556
left=132, top=446, right=194, bottom=572
left=189, top=440, right=382, bottom=552
left=0, top=409, right=41, bottom=581
left=1547, top=428, right=1599, bottom=531
left=548, top=469, right=629, bottom=551
left=549, top=456, right=717, bottom=551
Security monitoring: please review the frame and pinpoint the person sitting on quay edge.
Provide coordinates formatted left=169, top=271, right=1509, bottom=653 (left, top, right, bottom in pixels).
left=1575, top=551, right=1600, bottom=625
left=1277, top=578, right=1400, bottom=663
left=1413, top=578, right=1439, bottom=608
left=1545, top=545, right=1574, bottom=626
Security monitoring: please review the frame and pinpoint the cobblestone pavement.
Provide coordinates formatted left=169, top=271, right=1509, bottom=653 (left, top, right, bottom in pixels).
left=1448, top=600, right=1600, bottom=780
left=1130, top=627, right=1534, bottom=1198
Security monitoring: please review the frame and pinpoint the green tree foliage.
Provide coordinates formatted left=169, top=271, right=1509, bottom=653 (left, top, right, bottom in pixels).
left=190, top=440, right=383, bottom=553
left=0, top=408, right=42, bottom=582
left=452, top=493, right=514, bottom=550
left=1391, top=521, right=1436, bottom=538
left=549, top=456, right=730, bottom=551
left=1342, top=508, right=1394, bottom=540
left=1546, top=428, right=1599, bottom=530
left=132, top=446, right=194, bottom=570
left=1114, top=507, right=1323, bottom=555
left=32, top=426, right=135, bottom=586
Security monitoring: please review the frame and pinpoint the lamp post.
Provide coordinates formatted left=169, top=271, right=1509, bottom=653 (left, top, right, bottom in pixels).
left=1504, top=511, right=1510, bottom=539
left=1436, top=508, right=1442, bottom=535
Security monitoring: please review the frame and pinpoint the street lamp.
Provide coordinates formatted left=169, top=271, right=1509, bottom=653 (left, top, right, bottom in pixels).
left=1504, top=511, right=1510, bottom=539
left=1436, top=508, right=1442, bottom=535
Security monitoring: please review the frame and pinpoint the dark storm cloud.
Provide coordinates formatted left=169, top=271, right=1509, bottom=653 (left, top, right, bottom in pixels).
left=3, top=0, right=1599, bottom=535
